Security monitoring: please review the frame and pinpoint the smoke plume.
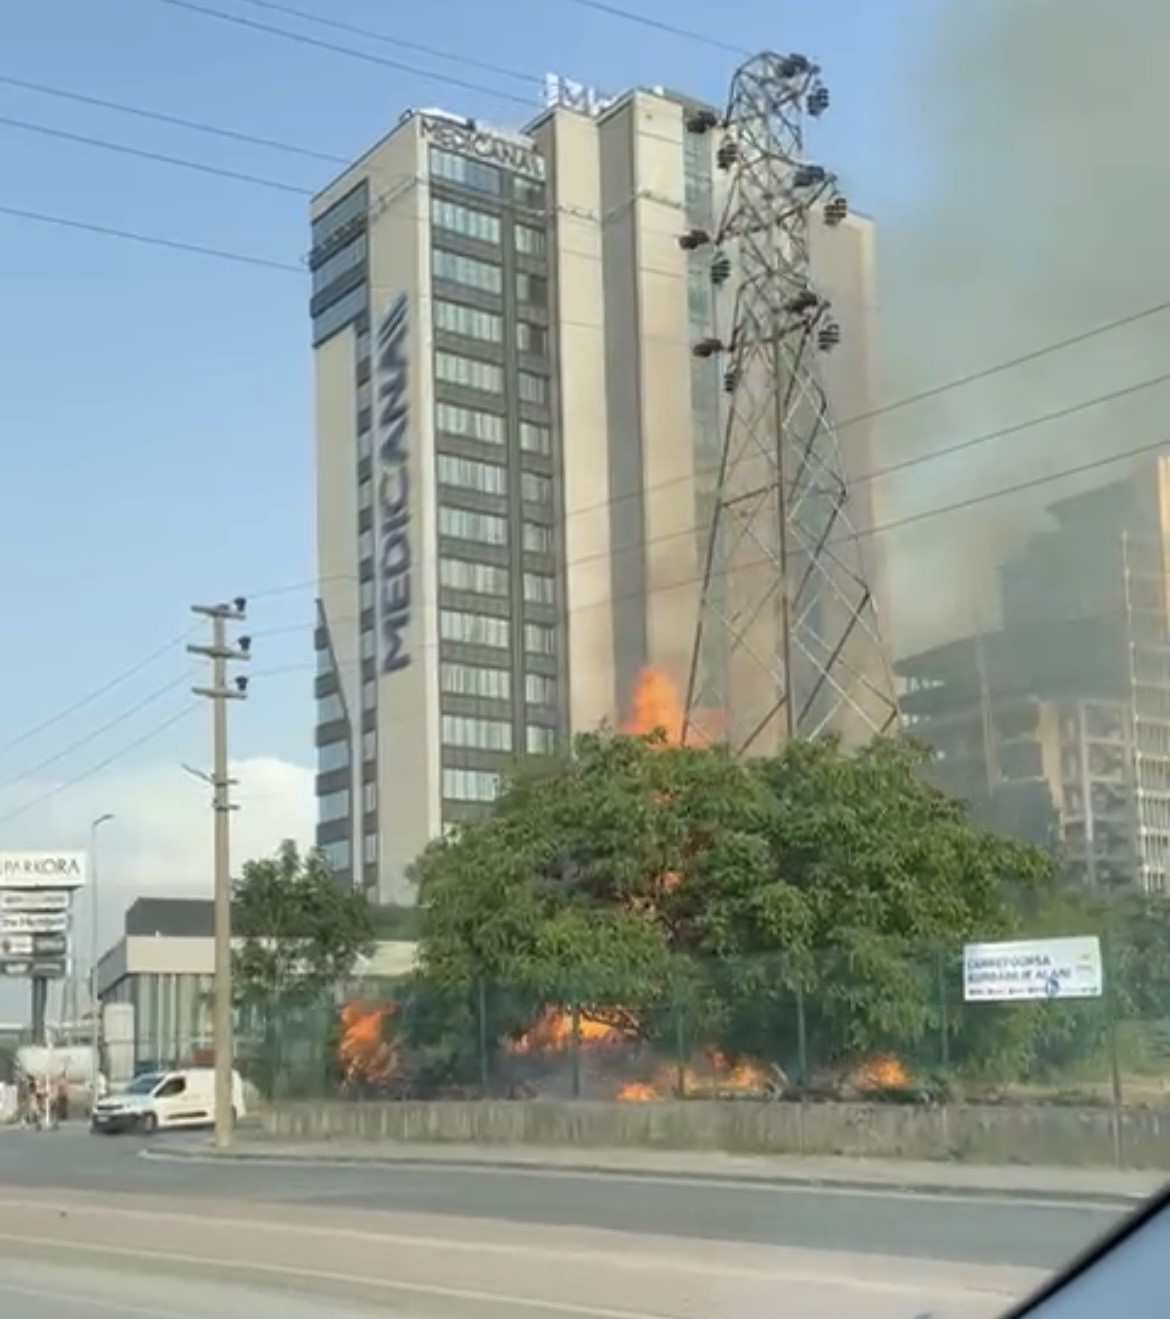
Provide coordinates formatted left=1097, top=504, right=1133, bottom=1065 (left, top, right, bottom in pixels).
left=873, top=0, right=1170, bottom=655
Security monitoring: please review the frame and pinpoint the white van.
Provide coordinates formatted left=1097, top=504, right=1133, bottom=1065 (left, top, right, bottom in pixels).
left=90, top=1067, right=245, bottom=1134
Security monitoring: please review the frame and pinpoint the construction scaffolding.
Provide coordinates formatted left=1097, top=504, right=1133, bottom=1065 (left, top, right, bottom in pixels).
left=681, top=52, right=898, bottom=753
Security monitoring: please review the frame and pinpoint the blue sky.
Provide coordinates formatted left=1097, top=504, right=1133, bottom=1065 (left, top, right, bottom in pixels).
left=0, top=0, right=939, bottom=874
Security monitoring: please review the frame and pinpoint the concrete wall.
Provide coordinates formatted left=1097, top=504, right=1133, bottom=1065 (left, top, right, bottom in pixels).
left=266, top=1099, right=1170, bottom=1169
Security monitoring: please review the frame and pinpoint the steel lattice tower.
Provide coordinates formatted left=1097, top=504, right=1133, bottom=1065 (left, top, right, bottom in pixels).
left=682, top=52, right=899, bottom=753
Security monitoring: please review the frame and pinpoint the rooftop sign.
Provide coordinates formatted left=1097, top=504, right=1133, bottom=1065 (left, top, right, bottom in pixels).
left=419, top=114, right=545, bottom=181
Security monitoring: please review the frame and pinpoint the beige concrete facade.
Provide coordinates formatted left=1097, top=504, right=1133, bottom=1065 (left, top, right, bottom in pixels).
left=311, top=90, right=884, bottom=901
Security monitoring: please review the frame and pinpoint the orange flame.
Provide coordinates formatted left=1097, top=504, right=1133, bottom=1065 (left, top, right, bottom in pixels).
left=851, top=1054, right=909, bottom=1090
left=509, top=1006, right=630, bottom=1055
left=623, top=666, right=685, bottom=743
left=338, top=1000, right=398, bottom=1083
left=616, top=1051, right=774, bottom=1102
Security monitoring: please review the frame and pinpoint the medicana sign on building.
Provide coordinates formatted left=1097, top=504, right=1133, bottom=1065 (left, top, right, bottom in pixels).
left=0, top=851, right=86, bottom=890
left=963, top=936, right=1103, bottom=1003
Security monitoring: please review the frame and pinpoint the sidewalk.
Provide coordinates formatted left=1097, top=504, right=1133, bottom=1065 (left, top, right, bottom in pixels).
left=156, top=1133, right=1168, bottom=1205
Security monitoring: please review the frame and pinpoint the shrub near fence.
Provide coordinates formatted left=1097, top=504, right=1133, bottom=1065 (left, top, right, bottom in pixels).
left=257, top=936, right=1170, bottom=1116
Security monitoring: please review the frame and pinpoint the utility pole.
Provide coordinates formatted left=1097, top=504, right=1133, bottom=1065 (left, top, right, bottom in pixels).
left=188, top=599, right=250, bottom=1149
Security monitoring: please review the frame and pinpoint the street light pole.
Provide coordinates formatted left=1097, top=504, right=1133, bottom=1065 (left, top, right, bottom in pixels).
left=89, top=813, right=114, bottom=1109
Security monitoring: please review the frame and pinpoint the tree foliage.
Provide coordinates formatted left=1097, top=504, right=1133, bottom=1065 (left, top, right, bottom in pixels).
left=233, top=839, right=376, bottom=1009
left=408, top=733, right=1058, bottom=1076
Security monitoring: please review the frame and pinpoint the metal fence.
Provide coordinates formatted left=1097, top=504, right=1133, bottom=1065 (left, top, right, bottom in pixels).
left=240, top=934, right=1170, bottom=1111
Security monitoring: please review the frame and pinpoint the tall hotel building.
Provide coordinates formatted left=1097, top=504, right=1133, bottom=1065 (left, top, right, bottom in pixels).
left=311, top=82, right=882, bottom=902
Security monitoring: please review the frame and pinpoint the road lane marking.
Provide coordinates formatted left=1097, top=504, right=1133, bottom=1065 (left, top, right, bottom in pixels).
left=0, top=1232, right=684, bottom=1319
left=0, top=1277, right=195, bottom=1318
left=134, top=1147, right=1143, bottom=1214
left=0, top=1211, right=1037, bottom=1301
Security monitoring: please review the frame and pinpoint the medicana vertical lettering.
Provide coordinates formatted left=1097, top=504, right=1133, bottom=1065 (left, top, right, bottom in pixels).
left=375, top=294, right=412, bottom=675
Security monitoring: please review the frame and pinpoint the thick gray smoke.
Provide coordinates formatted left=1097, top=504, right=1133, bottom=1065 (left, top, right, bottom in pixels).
left=872, top=0, right=1170, bottom=656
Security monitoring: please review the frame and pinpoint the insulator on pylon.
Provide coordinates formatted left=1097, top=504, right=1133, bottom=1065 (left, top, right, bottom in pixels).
left=692, top=336, right=724, bottom=359
left=722, top=365, right=739, bottom=393
left=785, top=289, right=820, bottom=315
left=716, top=138, right=739, bottom=171
left=817, top=321, right=842, bottom=352
left=779, top=54, right=812, bottom=78
left=823, top=193, right=848, bottom=226
left=686, top=109, right=719, bottom=134
left=710, top=252, right=732, bottom=286
left=793, top=164, right=827, bottom=189
left=807, top=83, right=830, bottom=117
left=678, top=227, right=711, bottom=251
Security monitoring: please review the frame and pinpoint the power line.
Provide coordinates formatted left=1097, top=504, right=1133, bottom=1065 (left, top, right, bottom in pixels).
left=234, top=0, right=538, bottom=86
left=0, top=203, right=301, bottom=272
left=0, top=670, right=197, bottom=796
left=136, top=0, right=539, bottom=109
left=838, top=295, right=1170, bottom=438
left=0, top=629, right=190, bottom=761
left=0, top=703, right=198, bottom=829
left=556, top=0, right=748, bottom=54
left=0, top=111, right=314, bottom=197
left=0, top=73, right=349, bottom=165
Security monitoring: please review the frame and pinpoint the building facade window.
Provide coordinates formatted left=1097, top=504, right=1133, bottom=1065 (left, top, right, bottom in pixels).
left=360, top=579, right=374, bottom=610
left=362, top=729, right=376, bottom=761
left=513, top=176, right=545, bottom=210
left=358, top=528, right=374, bottom=559
left=525, top=672, right=556, bottom=705
left=523, top=571, right=555, bottom=604
left=363, top=782, right=377, bottom=814
left=441, top=662, right=511, bottom=700
left=519, top=421, right=551, bottom=455
left=363, top=833, right=378, bottom=864
left=441, top=715, right=513, bottom=751
left=434, top=300, right=503, bottom=343
left=317, top=740, right=350, bottom=774
left=358, top=424, right=371, bottom=460
left=313, top=284, right=368, bottom=347
left=439, top=506, right=507, bottom=545
left=312, top=233, right=368, bottom=296
left=523, top=522, right=554, bottom=554
left=516, top=322, right=548, bottom=356
left=440, top=557, right=509, bottom=596
left=515, top=271, right=547, bottom=305
left=431, top=198, right=501, bottom=244
left=430, top=148, right=501, bottom=195
left=433, top=248, right=503, bottom=294
left=312, top=182, right=368, bottom=247
left=440, top=609, right=510, bottom=648
left=320, top=838, right=351, bottom=871
left=442, top=767, right=501, bottom=802
left=521, top=471, right=552, bottom=504
left=319, top=788, right=351, bottom=823
left=435, top=352, right=504, bottom=395
left=526, top=725, right=557, bottom=754
left=437, top=453, right=507, bottom=495
left=317, top=692, right=344, bottom=724
left=361, top=629, right=375, bottom=660
left=362, top=678, right=376, bottom=710
left=524, top=622, right=556, bottom=655
left=514, top=224, right=546, bottom=257
left=316, top=644, right=332, bottom=677
left=356, top=326, right=371, bottom=360
left=358, top=477, right=373, bottom=510
left=517, top=372, right=548, bottom=406
left=436, top=401, right=505, bottom=445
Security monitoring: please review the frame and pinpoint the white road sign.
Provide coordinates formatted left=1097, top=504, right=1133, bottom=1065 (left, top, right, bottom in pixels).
left=0, top=911, right=69, bottom=935
left=0, top=890, right=70, bottom=912
left=0, top=852, right=86, bottom=890
left=963, top=936, right=1103, bottom=1003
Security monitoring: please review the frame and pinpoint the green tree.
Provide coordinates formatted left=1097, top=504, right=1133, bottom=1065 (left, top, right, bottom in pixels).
left=409, top=732, right=1058, bottom=1082
left=233, top=840, right=375, bottom=1095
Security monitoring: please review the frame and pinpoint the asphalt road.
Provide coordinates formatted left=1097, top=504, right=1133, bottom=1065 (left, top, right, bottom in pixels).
left=0, top=1125, right=1127, bottom=1271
